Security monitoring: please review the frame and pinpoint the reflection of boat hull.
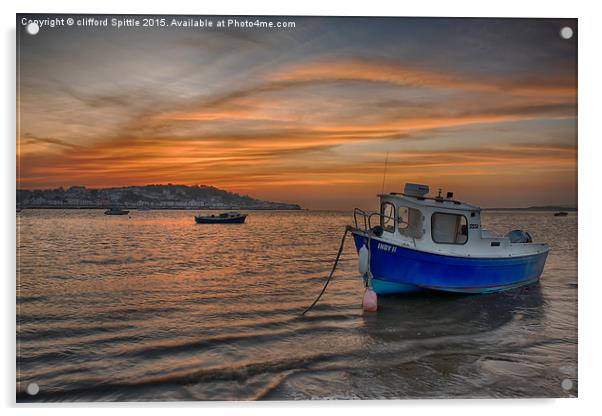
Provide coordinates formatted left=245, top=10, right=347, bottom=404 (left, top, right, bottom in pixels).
left=352, top=232, right=548, bottom=295
left=194, top=214, right=247, bottom=224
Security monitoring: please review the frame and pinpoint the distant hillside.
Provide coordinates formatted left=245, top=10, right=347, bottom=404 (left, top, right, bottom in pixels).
left=16, top=184, right=301, bottom=210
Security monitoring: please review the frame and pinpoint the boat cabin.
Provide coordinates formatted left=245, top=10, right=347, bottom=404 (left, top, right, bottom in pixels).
left=362, top=183, right=547, bottom=258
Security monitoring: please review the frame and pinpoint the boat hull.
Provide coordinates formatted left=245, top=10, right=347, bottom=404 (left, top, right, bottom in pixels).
left=194, top=215, right=247, bottom=224
left=352, top=232, right=548, bottom=295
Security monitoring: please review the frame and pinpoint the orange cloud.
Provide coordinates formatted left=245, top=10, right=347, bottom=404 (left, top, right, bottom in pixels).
left=267, top=58, right=576, bottom=98
left=17, top=54, right=577, bottom=209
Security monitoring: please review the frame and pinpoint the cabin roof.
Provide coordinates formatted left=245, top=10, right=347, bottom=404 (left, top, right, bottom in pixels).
left=379, top=193, right=481, bottom=212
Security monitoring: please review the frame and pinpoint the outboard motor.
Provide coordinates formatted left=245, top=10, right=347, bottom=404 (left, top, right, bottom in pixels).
left=506, top=230, right=533, bottom=243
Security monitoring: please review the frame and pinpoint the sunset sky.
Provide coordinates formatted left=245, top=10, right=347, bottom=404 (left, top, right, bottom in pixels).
left=17, top=16, right=577, bottom=209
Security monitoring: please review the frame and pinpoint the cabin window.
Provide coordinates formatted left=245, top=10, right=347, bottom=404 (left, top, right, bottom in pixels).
left=380, top=202, right=396, bottom=233
left=431, top=212, right=468, bottom=244
left=398, top=206, right=424, bottom=238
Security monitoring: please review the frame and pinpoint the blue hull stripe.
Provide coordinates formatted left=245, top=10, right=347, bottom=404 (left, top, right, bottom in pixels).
left=352, top=233, right=548, bottom=295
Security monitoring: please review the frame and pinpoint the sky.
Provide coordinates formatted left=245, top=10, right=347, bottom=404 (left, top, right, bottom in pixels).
left=17, top=16, right=577, bottom=209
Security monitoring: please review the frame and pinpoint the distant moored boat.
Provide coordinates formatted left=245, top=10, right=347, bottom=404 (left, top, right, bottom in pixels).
left=194, top=212, right=247, bottom=224
left=104, top=207, right=130, bottom=215
left=554, top=211, right=568, bottom=217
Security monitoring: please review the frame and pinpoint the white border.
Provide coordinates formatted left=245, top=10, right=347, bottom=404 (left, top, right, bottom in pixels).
left=3, top=0, right=601, bottom=414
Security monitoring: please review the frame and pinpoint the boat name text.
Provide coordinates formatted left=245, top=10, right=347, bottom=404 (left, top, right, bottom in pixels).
left=377, top=242, right=397, bottom=253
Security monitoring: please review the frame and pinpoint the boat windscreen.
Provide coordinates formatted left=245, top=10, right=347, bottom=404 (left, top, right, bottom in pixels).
left=399, top=206, right=424, bottom=238
left=380, top=202, right=396, bottom=233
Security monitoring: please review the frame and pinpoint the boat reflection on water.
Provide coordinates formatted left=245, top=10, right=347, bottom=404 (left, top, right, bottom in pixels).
left=352, top=284, right=547, bottom=398
left=362, top=284, right=545, bottom=340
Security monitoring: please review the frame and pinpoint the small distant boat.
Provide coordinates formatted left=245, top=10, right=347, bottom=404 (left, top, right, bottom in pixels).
left=194, top=212, right=247, bottom=224
left=104, top=207, right=130, bottom=215
left=554, top=211, right=568, bottom=217
left=349, top=183, right=549, bottom=295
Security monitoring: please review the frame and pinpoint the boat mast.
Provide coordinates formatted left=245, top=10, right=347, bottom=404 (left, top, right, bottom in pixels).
left=380, top=151, right=389, bottom=194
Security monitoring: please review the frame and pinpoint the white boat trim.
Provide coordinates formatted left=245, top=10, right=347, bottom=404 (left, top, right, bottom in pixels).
left=349, top=227, right=549, bottom=259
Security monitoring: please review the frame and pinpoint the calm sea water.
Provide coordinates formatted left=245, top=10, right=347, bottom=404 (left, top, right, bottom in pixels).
left=16, top=209, right=577, bottom=401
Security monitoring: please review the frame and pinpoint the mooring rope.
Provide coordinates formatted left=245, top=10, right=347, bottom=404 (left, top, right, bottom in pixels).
left=300, top=228, right=349, bottom=316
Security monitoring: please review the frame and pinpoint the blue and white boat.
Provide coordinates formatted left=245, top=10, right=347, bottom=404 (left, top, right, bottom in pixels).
left=349, top=183, right=549, bottom=295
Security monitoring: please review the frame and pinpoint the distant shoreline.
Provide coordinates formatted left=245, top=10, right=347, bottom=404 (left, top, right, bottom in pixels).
left=16, top=184, right=302, bottom=211
left=16, top=206, right=303, bottom=211
left=482, top=207, right=577, bottom=212
left=16, top=207, right=575, bottom=213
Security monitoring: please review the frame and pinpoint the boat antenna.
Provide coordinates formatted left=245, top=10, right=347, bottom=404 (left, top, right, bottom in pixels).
left=380, top=151, right=389, bottom=194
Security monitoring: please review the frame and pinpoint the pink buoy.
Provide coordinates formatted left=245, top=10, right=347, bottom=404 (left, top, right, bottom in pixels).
left=362, top=287, right=378, bottom=312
